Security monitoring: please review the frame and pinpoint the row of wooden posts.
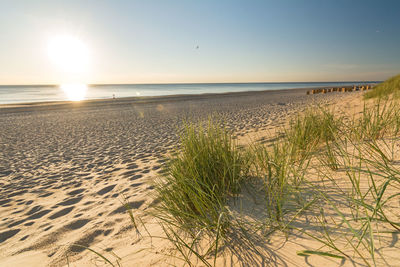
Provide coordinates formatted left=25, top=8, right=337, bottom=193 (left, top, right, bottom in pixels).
left=307, top=85, right=372, bottom=95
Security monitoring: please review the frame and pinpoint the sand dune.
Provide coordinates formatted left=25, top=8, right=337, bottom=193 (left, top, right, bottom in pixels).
left=0, top=89, right=375, bottom=266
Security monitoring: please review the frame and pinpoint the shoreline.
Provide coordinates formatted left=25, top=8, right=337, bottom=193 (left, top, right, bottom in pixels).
left=0, top=85, right=358, bottom=113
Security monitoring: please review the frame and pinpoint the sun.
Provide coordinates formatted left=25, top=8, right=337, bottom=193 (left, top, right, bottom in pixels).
left=60, top=84, right=88, bottom=101
left=47, top=35, right=90, bottom=73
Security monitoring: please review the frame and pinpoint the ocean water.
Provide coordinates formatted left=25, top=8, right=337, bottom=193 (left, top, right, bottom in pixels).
left=0, top=82, right=379, bottom=104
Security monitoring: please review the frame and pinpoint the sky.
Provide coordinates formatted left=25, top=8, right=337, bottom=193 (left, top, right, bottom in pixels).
left=0, top=0, right=399, bottom=85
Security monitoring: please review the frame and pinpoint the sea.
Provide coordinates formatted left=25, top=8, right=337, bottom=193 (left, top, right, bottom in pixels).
left=0, top=82, right=380, bottom=104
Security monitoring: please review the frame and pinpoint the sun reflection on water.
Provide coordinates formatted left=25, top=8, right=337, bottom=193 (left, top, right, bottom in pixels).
left=60, top=84, right=88, bottom=101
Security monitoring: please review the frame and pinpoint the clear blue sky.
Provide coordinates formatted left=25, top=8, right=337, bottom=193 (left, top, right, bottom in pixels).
left=0, top=0, right=399, bottom=84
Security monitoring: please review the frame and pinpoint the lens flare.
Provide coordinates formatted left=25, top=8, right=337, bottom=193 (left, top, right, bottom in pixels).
left=60, top=84, right=87, bottom=101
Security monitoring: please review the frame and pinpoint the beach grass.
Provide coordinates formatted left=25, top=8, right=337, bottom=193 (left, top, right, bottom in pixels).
left=295, top=99, right=400, bottom=265
left=110, top=76, right=400, bottom=266
left=251, top=140, right=310, bottom=224
left=351, top=99, right=400, bottom=140
left=364, top=73, right=400, bottom=99
left=285, top=107, right=341, bottom=159
left=153, top=121, right=248, bottom=234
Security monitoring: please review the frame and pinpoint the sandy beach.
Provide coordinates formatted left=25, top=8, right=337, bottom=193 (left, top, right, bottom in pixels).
left=2, top=1, right=399, bottom=266
left=0, top=88, right=398, bottom=266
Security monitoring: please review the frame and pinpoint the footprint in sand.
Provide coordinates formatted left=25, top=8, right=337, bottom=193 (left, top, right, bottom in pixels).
left=26, top=209, right=52, bottom=220
left=69, top=230, right=104, bottom=253
left=103, top=229, right=113, bottom=236
left=0, top=229, right=20, bottom=243
left=0, top=199, right=11, bottom=206
left=122, top=170, right=137, bottom=177
left=127, top=163, right=139, bottom=170
left=57, top=196, right=83, bottom=206
left=7, top=190, right=28, bottom=198
left=39, top=192, right=53, bottom=198
left=129, top=174, right=143, bottom=181
left=97, top=184, right=116, bottom=195
left=110, top=200, right=145, bottom=214
left=49, top=206, right=74, bottom=219
left=152, top=165, right=161, bottom=170
left=67, top=188, right=85, bottom=196
left=8, top=209, right=52, bottom=228
left=65, top=219, right=90, bottom=230
left=0, top=199, right=11, bottom=207
left=26, top=205, right=43, bottom=215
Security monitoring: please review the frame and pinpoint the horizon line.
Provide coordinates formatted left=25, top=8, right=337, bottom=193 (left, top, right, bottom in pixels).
left=0, top=80, right=382, bottom=87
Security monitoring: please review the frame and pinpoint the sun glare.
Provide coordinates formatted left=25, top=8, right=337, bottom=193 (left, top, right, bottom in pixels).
left=60, top=84, right=88, bottom=101
left=48, top=35, right=89, bottom=73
